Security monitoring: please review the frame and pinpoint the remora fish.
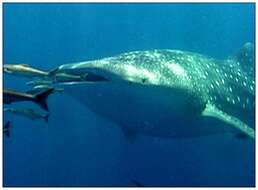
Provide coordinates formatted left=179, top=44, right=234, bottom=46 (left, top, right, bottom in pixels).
left=4, top=88, right=54, bottom=111
left=54, top=43, right=255, bottom=139
left=26, top=80, right=53, bottom=86
left=26, top=85, right=64, bottom=94
left=3, top=64, right=57, bottom=79
left=54, top=72, right=89, bottom=82
left=4, top=108, right=49, bottom=123
left=25, top=73, right=89, bottom=84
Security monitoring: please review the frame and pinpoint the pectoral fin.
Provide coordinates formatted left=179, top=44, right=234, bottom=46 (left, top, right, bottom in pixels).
left=202, top=103, right=255, bottom=139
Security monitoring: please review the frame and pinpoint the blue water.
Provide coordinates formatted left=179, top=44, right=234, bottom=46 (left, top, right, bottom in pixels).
left=3, top=3, right=255, bottom=187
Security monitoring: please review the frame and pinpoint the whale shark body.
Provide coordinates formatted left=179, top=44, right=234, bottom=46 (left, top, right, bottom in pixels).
left=54, top=43, right=255, bottom=139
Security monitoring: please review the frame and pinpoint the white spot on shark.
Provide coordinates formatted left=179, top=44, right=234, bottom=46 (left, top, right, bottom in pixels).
left=168, top=63, right=188, bottom=79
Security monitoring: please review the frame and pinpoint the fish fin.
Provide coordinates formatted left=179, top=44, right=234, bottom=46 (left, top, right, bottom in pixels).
left=234, top=42, right=254, bottom=77
left=34, top=88, right=54, bottom=111
left=44, top=114, right=49, bottom=123
left=80, top=74, right=89, bottom=81
left=48, top=67, right=59, bottom=77
left=202, top=103, right=254, bottom=139
left=121, top=127, right=138, bottom=142
left=27, top=86, right=53, bottom=95
left=20, top=64, right=30, bottom=67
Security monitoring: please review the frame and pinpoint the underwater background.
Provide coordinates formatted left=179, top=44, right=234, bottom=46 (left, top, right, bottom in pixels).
left=3, top=3, right=255, bottom=187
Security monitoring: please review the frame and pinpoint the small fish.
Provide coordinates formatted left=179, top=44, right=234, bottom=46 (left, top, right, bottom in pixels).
left=4, top=88, right=54, bottom=111
left=54, top=72, right=88, bottom=83
left=4, top=64, right=57, bottom=79
left=26, top=85, right=64, bottom=94
left=26, top=80, right=53, bottom=86
left=3, top=121, right=11, bottom=137
left=4, top=108, right=49, bottom=123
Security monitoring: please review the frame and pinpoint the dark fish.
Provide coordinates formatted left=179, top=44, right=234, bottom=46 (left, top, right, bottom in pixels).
left=3, top=121, right=11, bottom=137
left=4, top=88, right=54, bottom=111
left=4, top=108, right=49, bottom=123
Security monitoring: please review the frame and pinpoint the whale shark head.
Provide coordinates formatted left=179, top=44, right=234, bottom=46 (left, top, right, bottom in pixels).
left=55, top=44, right=255, bottom=139
left=58, top=50, right=200, bottom=96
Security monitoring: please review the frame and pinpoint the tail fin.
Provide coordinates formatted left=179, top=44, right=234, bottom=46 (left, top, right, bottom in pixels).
left=48, top=67, right=59, bottom=77
left=34, top=88, right=54, bottom=111
left=44, top=114, right=49, bottom=123
left=4, top=121, right=11, bottom=137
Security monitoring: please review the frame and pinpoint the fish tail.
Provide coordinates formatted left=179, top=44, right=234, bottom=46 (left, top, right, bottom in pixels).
left=47, top=67, right=59, bottom=77
left=80, top=73, right=88, bottom=81
left=34, top=88, right=54, bottom=111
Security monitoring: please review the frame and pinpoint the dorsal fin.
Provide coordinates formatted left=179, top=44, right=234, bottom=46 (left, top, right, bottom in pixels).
left=234, top=42, right=254, bottom=78
left=20, top=64, right=30, bottom=67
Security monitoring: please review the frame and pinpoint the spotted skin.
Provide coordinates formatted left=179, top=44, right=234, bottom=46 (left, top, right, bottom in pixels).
left=57, top=45, right=254, bottom=138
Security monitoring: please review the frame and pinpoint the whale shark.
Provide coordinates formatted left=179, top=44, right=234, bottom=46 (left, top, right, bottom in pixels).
left=53, top=43, right=255, bottom=139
